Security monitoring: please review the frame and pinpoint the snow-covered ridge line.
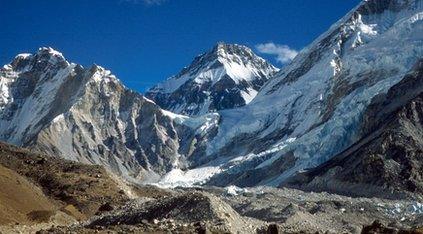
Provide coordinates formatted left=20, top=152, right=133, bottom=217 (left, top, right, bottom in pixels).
left=146, top=42, right=279, bottom=116
left=0, top=46, right=221, bottom=181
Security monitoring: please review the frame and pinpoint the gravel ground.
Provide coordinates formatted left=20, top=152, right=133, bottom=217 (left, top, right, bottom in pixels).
left=34, top=186, right=423, bottom=234
left=206, top=186, right=423, bottom=233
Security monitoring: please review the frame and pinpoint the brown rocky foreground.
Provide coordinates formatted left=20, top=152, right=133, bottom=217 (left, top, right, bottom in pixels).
left=0, top=141, right=421, bottom=233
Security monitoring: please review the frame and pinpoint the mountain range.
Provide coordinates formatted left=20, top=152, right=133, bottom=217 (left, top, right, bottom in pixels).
left=0, top=0, right=422, bottom=199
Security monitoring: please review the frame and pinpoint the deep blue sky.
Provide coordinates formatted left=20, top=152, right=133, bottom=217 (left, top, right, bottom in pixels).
left=0, top=0, right=360, bottom=92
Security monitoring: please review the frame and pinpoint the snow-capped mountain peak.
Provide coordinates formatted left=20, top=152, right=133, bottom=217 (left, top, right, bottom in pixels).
left=146, top=43, right=279, bottom=116
left=0, top=47, right=221, bottom=181
left=8, top=47, right=69, bottom=74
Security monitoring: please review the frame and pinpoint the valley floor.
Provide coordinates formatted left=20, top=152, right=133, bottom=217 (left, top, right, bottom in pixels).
left=0, top=142, right=421, bottom=233
left=2, top=186, right=422, bottom=233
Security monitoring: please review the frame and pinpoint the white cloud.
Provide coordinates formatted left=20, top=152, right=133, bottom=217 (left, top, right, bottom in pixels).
left=256, top=42, right=298, bottom=64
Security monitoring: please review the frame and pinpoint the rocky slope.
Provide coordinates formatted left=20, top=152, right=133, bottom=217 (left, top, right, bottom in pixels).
left=146, top=43, right=279, bottom=116
left=0, top=142, right=132, bottom=220
left=0, top=141, right=137, bottom=233
left=0, top=48, right=216, bottom=180
left=0, top=164, right=56, bottom=225
left=283, top=59, right=423, bottom=199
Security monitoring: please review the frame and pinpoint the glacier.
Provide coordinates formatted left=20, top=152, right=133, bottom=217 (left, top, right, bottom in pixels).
left=156, top=0, right=423, bottom=187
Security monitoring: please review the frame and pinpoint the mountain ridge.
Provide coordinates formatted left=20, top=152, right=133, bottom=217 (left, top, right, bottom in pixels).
left=0, top=0, right=422, bottom=192
left=146, top=42, right=279, bottom=116
left=0, top=47, right=217, bottom=181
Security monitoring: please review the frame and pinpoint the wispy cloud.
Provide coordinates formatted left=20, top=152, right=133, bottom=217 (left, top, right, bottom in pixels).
left=120, top=0, right=167, bottom=6
left=256, top=42, right=298, bottom=64
left=143, top=0, right=167, bottom=5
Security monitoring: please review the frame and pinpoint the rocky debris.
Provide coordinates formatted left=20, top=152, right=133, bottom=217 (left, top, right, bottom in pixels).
left=362, top=220, right=423, bottom=234
left=256, top=223, right=280, bottom=234
left=86, top=191, right=262, bottom=233
left=33, top=186, right=423, bottom=233
left=96, top=203, right=114, bottom=214
left=37, top=190, right=263, bottom=233
left=1, top=167, right=422, bottom=234
left=206, top=186, right=423, bottom=233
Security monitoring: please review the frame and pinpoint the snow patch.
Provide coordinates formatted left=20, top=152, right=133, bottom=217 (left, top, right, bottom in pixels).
left=15, top=53, right=32, bottom=59
left=153, top=166, right=222, bottom=188
left=52, top=114, right=64, bottom=123
left=240, top=88, right=258, bottom=104
left=224, top=185, right=248, bottom=196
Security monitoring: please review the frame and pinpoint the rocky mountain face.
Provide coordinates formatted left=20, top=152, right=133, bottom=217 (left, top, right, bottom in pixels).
left=0, top=48, right=216, bottom=180
left=283, top=59, right=423, bottom=199
left=146, top=43, right=279, bottom=116
left=172, top=0, right=423, bottom=188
